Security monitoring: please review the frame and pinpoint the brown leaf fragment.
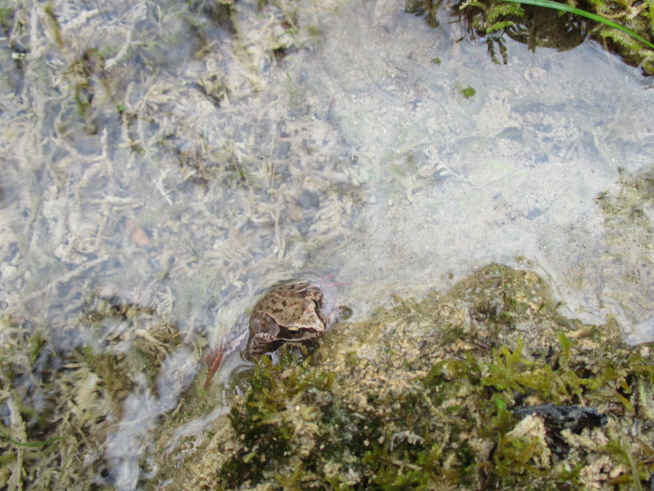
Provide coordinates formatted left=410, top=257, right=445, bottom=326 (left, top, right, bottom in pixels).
left=127, top=220, right=150, bottom=247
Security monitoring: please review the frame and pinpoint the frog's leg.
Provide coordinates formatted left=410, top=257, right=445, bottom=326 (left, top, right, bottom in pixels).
left=249, top=332, right=277, bottom=356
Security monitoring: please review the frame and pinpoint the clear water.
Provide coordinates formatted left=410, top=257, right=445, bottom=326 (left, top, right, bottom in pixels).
left=2, top=0, right=654, bottom=487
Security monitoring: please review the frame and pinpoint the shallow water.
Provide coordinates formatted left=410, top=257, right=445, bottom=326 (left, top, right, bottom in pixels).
left=1, top=0, right=654, bottom=487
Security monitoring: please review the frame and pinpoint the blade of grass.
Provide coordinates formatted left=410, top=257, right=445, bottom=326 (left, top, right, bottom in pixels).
left=502, top=0, right=654, bottom=50
left=0, top=427, right=62, bottom=448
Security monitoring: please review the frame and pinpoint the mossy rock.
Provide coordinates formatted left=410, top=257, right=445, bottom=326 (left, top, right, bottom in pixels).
left=154, top=264, right=654, bottom=490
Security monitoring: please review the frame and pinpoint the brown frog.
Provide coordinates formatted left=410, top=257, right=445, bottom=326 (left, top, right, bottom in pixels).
left=203, top=280, right=331, bottom=387
left=248, top=281, right=327, bottom=356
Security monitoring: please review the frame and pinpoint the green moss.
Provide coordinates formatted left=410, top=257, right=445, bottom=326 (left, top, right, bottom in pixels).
left=410, top=0, right=654, bottom=74
left=461, top=86, right=477, bottom=99
left=212, top=349, right=340, bottom=487
left=406, top=0, right=445, bottom=28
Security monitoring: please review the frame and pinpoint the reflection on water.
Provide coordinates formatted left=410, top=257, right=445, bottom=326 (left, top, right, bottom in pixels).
left=1, top=0, right=654, bottom=487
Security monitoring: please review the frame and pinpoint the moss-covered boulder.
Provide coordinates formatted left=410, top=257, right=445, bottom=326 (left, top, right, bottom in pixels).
left=156, top=264, right=654, bottom=490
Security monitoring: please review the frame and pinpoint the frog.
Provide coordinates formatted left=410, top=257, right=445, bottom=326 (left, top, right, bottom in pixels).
left=203, top=280, right=331, bottom=387
left=248, top=281, right=327, bottom=356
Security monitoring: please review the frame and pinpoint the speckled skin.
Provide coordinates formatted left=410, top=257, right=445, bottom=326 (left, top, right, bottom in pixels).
left=248, top=281, right=327, bottom=356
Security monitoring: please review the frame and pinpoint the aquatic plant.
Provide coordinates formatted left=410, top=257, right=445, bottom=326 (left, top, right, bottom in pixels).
left=408, top=0, right=654, bottom=73
left=461, top=86, right=477, bottom=98
left=0, top=297, right=186, bottom=490
left=503, top=0, right=654, bottom=49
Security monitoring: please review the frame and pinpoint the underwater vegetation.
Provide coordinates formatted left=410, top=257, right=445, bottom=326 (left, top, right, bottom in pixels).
left=154, top=264, right=654, bottom=490
left=2, top=263, right=654, bottom=489
left=406, top=0, right=654, bottom=74
left=0, top=296, right=185, bottom=490
left=461, top=86, right=477, bottom=98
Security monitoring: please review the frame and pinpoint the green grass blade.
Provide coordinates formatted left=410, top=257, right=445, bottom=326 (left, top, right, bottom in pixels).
left=502, top=0, right=654, bottom=50
left=0, top=427, right=62, bottom=448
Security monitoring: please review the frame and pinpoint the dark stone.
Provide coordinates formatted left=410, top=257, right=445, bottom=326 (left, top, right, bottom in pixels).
left=513, top=403, right=607, bottom=433
left=513, top=403, right=608, bottom=459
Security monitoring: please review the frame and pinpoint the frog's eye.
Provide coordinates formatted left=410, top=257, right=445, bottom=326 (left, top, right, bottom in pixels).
left=279, top=326, right=304, bottom=339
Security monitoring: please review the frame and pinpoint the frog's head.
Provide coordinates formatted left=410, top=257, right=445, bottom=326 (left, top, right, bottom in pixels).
left=279, top=298, right=326, bottom=341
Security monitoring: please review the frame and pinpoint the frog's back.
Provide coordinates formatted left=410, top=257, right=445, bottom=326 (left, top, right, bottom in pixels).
left=249, top=281, right=325, bottom=334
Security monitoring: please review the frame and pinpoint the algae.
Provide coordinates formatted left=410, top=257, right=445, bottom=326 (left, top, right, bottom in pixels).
left=150, top=264, right=654, bottom=490
left=461, top=86, right=477, bottom=99
left=0, top=294, right=187, bottom=490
